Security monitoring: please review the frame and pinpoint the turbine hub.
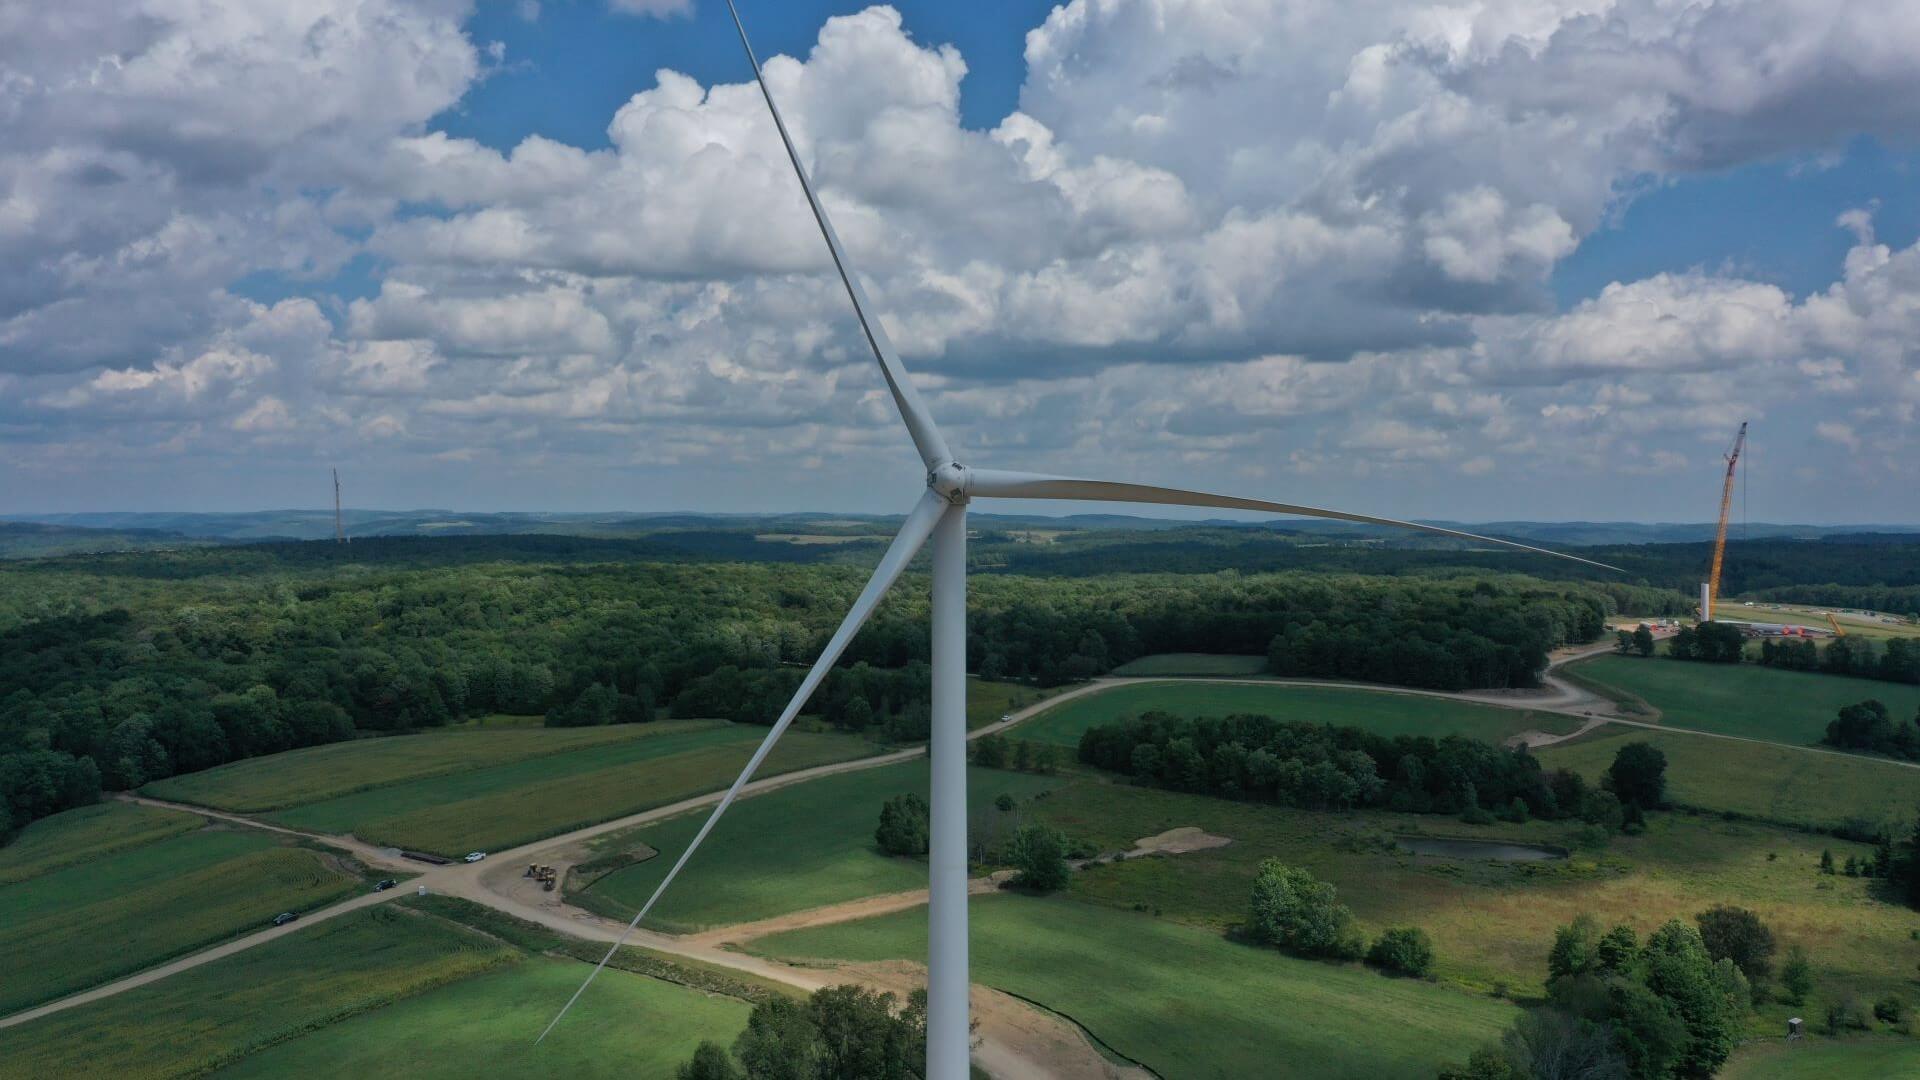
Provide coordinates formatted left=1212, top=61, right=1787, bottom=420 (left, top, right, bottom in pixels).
left=928, top=462, right=969, bottom=504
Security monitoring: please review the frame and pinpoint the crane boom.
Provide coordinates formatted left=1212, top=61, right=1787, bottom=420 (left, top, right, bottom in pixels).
left=1704, top=421, right=1747, bottom=618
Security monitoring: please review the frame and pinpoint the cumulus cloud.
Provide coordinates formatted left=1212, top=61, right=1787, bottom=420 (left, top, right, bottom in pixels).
left=4, top=1, right=1920, bottom=515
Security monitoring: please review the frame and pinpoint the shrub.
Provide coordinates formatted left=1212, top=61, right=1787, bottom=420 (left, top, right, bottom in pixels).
left=1007, top=823, right=1070, bottom=892
left=1826, top=995, right=1870, bottom=1035
left=1875, top=995, right=1906, bottom=1024
left=1695, top=905, right=1776, bottom=982
left=1366, top=927, right=1436, bottom=977
left=1780, top=945, right=1814, bottom=1007
left=1247, top=859, right=1364, bottom=959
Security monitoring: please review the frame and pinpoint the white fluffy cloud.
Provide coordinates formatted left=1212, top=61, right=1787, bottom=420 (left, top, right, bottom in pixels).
left=5, top=1, right=1920, bottom=517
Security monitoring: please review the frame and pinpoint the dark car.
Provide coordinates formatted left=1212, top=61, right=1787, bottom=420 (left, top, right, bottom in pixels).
left=372, top=879, right=398, bottom=892
left=272, top=911, right=299, bottom=927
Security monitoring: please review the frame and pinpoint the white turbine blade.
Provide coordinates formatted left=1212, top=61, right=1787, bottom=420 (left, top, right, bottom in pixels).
left=722, top=0, right=952, bottom=470
left=964, top=468, right=1622, bottom=572
left=537, top=489, right=949, bottom=1043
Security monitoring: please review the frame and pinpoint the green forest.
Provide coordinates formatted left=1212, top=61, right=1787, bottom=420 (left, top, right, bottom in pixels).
left=1, top=528, right=1910, bottom=843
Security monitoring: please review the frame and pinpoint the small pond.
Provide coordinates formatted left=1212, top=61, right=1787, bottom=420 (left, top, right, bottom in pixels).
left=1397, top=835, right=1568, bottom=862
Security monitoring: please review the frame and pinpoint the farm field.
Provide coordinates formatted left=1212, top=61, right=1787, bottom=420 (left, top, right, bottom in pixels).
left=1110, top=652, right=1269, bottom=676
left=0, top=824, right=365, bottom=1015
left=573, top=760, right=1064, bottom=932
left=749, top=891, right=1517, bottom=1080
left=1536, top=726, right=1920, bottom=835
left=1020, top=776, right=1916, bottom=1012
left=0, top=801, right=201, bottom=886
left=966, top=676, right=1072, bottom=729
left=215, top=955, right=750, bottom=1079
left=1566, top=655, right=1920, bottom=746
left=0, top=906, right=514, bottom=1079
left=1721, top=1035, right=1920, bottom=1078
left=265, top=726, right=873, bottom=856
left=1015, top=681, right=1577, bottom=749
left=143, top=720, right=714, bottom=812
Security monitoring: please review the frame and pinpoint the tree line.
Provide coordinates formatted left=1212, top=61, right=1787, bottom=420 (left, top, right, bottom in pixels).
left=0, top=551, right=1637, bottom=841
left=1076, top=711, right=1666, bottom=827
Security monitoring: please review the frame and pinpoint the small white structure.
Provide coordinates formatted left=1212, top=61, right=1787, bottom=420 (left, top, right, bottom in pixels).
left=1787, top=1017, right=1803, bottom=1041
left=417, top=885, right=428, bottom=897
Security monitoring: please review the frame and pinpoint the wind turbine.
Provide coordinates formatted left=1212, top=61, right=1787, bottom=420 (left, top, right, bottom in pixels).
left=541, top=3, right=1620, bottom=1073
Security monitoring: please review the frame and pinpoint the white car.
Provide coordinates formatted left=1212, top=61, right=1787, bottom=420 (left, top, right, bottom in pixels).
left=1000, top=713, right=1012, bottom=722
left=463, top=851, right=487, bottom=863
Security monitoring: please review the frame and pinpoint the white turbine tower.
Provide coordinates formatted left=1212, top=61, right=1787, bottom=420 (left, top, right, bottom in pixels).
left=541, top=3, right=1621, bottom=1073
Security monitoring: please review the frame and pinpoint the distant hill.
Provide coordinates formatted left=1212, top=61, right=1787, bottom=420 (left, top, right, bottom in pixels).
left=0, top=521, right=212, bottom=558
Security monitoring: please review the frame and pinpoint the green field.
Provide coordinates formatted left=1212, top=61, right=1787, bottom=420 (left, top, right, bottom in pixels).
left=0, top=801, right=202, bottom=885
left=1567, top=655, right=1920, bottom=747
left=750, top=892, right=1517, bottom=1079
left=0, top=825, right=365, bottom=1014
left=143, top=720, right=714, bottom=812
left=574, top=760, right=1064, bottom=932
left=0, top=907, right=515, bottom=1078
left=1014, top=681, right=1576, bottom=749
left=1110, top=653, right=1270, bottom=676
left=1016, top=776, right=1920, bottom=1015
left=966, top=676, right=1072, bottom=729
left=215, top=955, right=750, bottom=1079
left=1537, top=726, right=1920, bottom=835
left=1721, top=1035, right=1920, bottom=1078
left=265, top=726, right=873, bottom=856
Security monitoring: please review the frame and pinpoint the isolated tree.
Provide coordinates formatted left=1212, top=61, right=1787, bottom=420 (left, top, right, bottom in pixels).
left=1695, top=905, right=1776, bottom=983
left=1605, top=742, right=1667, bottom=811
left=1640, top=920, right=1741, bottom=1078
left=1780, top=945, right=1813, bottom=1006
left=1248, top=859, right=1363, bottom=958
left=1615, top=630, right=1635, bottom=655
left=1633, top=624, right=1657, bottom=657
left=1367, top=927, right=1436, bottom=977
left=1819, top=849, right=1836, bottom=875
left=971, top=734, right=1008, bottom=768
left=874, top=793, right=929, bottom=857
left=1548, top=914, right=1601, bottom=980
left=1008, top=823, right=1070, bottom=892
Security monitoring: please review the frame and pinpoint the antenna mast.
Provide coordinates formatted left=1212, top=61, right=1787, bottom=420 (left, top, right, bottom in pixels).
left=333, top=468, right=347, bottom=545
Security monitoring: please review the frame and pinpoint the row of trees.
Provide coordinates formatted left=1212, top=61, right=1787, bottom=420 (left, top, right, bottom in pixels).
left=1662, top=622, right=1748, bottom=663
left=1758, top=635, right=1920, bottom=686
left=675, top=985, right=926, bottom=1080
left=1076, top=711, right=1667, bottom=824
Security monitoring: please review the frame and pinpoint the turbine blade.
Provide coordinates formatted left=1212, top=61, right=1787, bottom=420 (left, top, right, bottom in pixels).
left=722, top=0, right=952, bottom=470
left=964, top=468, right=1622, bottom=572
left=537, top=489, right=949, bottom=1043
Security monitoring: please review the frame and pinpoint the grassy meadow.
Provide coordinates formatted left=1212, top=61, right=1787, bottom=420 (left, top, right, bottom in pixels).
left=0, top=824, right=366, bottom=1015
left=1566, top=655, right=1920, bottom=747
left=214, top=956, right=750, bottom=1079
left=0, top=801, right=202, bottom=886
left=1016, top=681, right=1577, bottom=749
left=574, top=760, right=1064, bottom=932
left=0, top=906, right=515, bottom=1078
left=1110, top=653, right=1270, bottom=676
left=750, top=891, right=1518, bottom=1080
left=1536, top=726, right=1920, bottom=836
left=1721, top=1035, right=1920, bottom=1078
left=142, top=720, right=718, bottom=812
left=1011, top=775, right=1920, bottom=1020
left=263, top=726, right=873, bottom=856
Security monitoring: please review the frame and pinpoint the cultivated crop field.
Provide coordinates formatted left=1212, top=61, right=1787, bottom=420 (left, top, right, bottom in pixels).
left=0, top=801, right=201, bottom=886
left=215, top=956, right=750, bottom=1079
left=1109, top=652, right=1269, bottom=676
left=1016, top=681, right=1577, bottom=749
left=263, top=726, right=873, bottom=856
left=1536, top=726, right=1920, bottom=835
left=574, top=760, right=1063, bottom=932
left=1566, top=655, right=1920, bottom=746
left=0, top=824, right=365, bottom=1015
left=749, top=892, right=1518, bottom=1080
left=0, top=907, right=515, bottom=1079
left=142, top=720, right=715, bottom=812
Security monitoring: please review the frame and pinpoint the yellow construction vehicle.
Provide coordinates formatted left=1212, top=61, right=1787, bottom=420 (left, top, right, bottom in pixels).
left=1826, top=612, right=1846, bottom=637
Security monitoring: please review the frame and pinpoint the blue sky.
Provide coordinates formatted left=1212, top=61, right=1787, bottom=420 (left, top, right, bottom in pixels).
left=4, top=1, right=1919, bottom=523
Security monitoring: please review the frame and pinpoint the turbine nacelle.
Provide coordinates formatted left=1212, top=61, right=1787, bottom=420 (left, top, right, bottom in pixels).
left=927, top=461, right=970, bottom=504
